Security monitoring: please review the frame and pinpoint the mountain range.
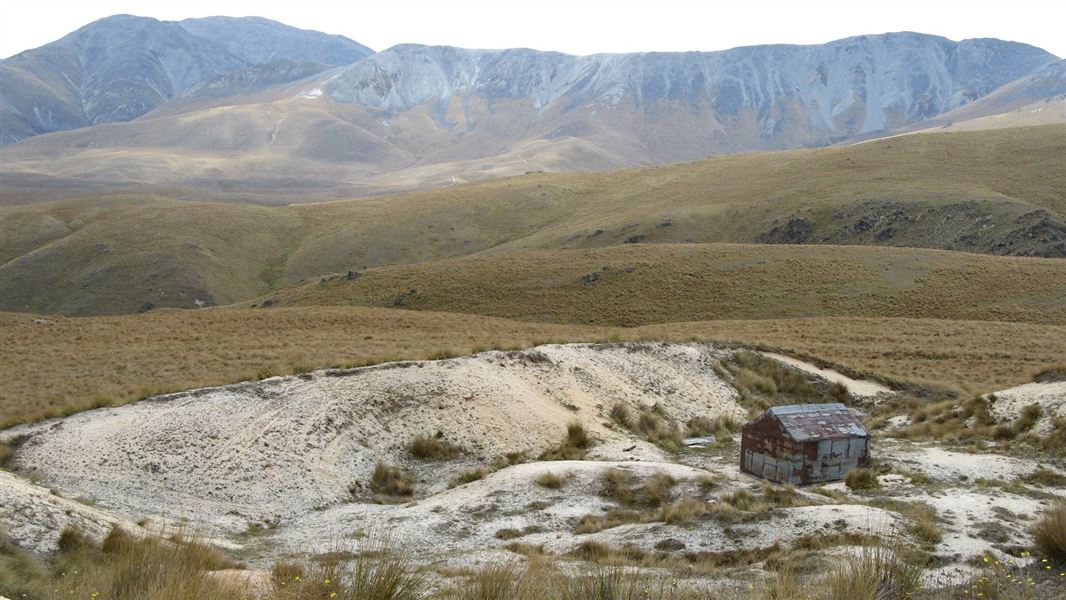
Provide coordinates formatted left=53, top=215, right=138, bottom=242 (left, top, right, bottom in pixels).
left=0, top=15, right=372, bottom=145
left=0, top=17, right=1063, bottom=203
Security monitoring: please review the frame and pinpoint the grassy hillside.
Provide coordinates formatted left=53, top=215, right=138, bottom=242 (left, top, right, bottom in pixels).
left=261, top=243, right=1066, bottom=326
left=2, top=126, right=1064, bottom=315
left=3, top=308, right=1062, bottom=427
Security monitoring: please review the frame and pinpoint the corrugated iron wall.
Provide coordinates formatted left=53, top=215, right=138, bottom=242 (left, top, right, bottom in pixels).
left=740, top=414, right=869, bottom=485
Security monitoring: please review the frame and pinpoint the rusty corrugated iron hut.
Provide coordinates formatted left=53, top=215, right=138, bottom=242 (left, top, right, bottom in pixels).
left=740, top=403, right=870, bottom=485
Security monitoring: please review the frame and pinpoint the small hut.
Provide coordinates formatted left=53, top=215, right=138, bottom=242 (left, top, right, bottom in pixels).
left=740, top=403, right=870, bottom=485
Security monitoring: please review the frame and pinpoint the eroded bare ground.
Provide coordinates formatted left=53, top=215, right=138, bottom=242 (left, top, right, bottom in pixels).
left=1, top=342, right=1063, bottom=593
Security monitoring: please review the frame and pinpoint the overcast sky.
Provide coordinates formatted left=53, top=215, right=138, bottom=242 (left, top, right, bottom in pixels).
left=2, top=0, right=1064, bottom=59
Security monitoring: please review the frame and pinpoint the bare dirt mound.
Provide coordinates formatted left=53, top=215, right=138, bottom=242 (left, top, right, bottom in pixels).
left=0, top=471, right=147, bottom=554
left=988, top=381, right=1066, bottom=436
left=1, top=343, right=742, bottom=533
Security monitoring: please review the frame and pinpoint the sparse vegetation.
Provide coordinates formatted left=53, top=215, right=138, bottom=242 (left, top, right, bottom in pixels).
left=369, top=462, right=414, bottom=501
left=898, top=395, right=1008, bottom=443
left=449, top=467, right=492, bottom=488
left=845, top=468, right=881, bottom=491
left=685, top=415, right=739, bottom=438
left=1034, top=504, right=1066, bottom=562
left=1030, top=468, right=1066, bottom=488
left=539, top=422, right=595, bottom=460
left=719, top=351, right=837, bottom=414
left=821, top=542, right=923, bottom=600
left=1, top=526, right=242, bottom=600
left=534, top=471, right=572, bottom=489
left=610, top=402, right=684, bottom=451
left=408, top=434, right=462, bottom=460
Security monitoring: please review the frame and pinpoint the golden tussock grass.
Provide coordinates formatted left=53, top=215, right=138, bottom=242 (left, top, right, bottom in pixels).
left=3, top=307, right=1064, bottom=427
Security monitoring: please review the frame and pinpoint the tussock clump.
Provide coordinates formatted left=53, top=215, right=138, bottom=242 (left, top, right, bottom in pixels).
left=610, top=403, right=634, bottom=429
left=452, top=560, right=541, bottom=600
left=611, top=402, right=684, bottom=451
left=494, top=528, right=523, bottom=540
left=821, top=541, right=923, bottom=600
left=661, top=498, right=711, bottom=524
left=685, top=415, right=739, bottom=438
left=709, top=485, right=812, bottom=524
left=601, top=468, right=635, bottom=505
left=534, top=471, right=572, bottom=489
left=761, top=482, right=802, bottom=507
left=1030, top=468, right=1066, bottom=487
left=642, top=472, right=676, bottom=507
left=539, top=422, right=595, bottom=460
left=5, top=525, right=243, bottom=600
left=56, top=526, right=95, bottom=554
left=845, top=468, right=880, bottom=491
left=408, top=433, right=462, bottom=460
left=599, top=468, right=677, bottom=509
left=1041, top=418, right=1066, bottom=450
left=575, top=509, right=645, bottom=534
left=369, top=462, right=414, bottom=500
left=275, top=538, right=430, bottom=600
left=1035, top=504, right=1066, bottom=561
left=1015, top=403, right=1043, bottom=433
left=869, top=499, right=942, bottom=546
left=579, top=470, right=706, bottom=533
left=449, top=466, right=492, bottom=488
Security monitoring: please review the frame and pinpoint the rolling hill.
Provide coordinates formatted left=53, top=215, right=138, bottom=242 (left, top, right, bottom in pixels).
left=256, top=243, right=1066, bottom=326
left=1, top=125, right=1063, bottom=316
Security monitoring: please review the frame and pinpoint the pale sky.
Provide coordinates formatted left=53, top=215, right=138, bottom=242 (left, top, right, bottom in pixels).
left=1, top=0, right=1063, bottom=60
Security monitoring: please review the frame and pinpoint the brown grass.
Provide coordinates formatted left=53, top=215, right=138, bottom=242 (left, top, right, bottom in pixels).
left=268, top=243, right=1066, bottom=328
left=539, top=422, right=594, bottom=460
left=845, top=468, right=881, bottom=491
left=821, top=542, right=923, bottom=600
left=408, top=434, right=462, bottom=460
left=0, top=307, right=608, bottom=428
left=369, top=462, right=414, bottom=500
left=1035, top=504, right=1066, bottom=562
left=3, top=308, right=1064, bottom=427
left=534, top=471, right=572, bottom=489
left=611, top=402, right=684, bottom=451
left=636, top=317, right=1066, bottom=397
left=1, top=526, right=243, bottom=600
left=449, top=467, right=492, bottom=488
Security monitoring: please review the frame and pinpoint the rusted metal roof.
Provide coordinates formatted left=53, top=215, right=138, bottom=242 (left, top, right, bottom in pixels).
left=765, top=403, right=869, bottom=441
